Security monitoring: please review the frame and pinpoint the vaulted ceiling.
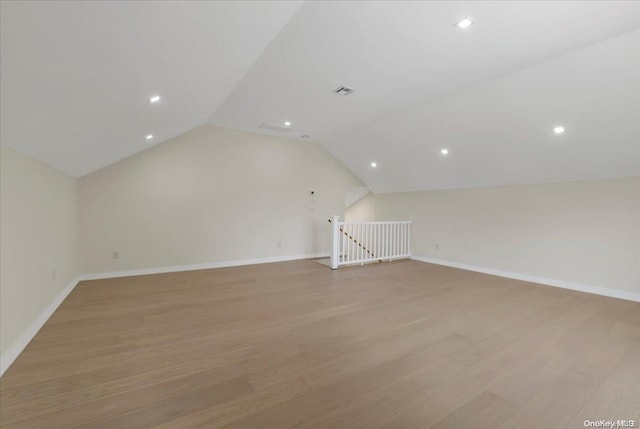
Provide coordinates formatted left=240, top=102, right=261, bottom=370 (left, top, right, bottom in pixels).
left=2, top=1, right=639, bottom=191
left=0, top=1, right=303, bottom=176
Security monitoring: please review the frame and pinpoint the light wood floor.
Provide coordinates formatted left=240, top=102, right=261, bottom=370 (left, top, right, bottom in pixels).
left=1, top=259, right=639, bottom=428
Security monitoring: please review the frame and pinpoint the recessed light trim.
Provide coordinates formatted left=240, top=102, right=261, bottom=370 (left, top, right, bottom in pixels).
left=370, top=162, right=377, bottom=167
left=553, top=125, right=565, bottom=134
left=441, top=149, right=449, bottom=155
left=455, top=17, right=474, bottom=29
left=146, top=134, right=153, bottom=140
left=149, top=95, right=160, bottom=104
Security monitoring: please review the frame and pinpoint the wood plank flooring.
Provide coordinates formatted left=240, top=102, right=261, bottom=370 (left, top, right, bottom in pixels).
left=1, top=259, right=638, bottom=428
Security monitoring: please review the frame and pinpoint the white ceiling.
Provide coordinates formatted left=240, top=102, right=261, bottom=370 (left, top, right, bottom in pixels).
left=329, top=29, right=640, bottom=192
left=0, top=1, right=302, bottom=176
left=2, top=1, right=639, bottom=191
left=210, top=1, right=640, bottom=192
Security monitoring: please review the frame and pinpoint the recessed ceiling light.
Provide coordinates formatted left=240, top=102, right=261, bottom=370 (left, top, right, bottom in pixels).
left=149, top=95, right=160, bottom=103
left=455, top=17, right=474, bottom=29
left=284, top=121, right=291, bottom=127
left=370, top=162, right=377, bottom=167
left=553, top=125, right=565, bottom=134
left=146, top=134, right=153, bottom=140
left=441, top=149, right=449, bottom=155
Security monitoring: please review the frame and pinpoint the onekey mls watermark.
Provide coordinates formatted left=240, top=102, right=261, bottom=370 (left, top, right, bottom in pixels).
left=584, top=420, right=638, bottom=428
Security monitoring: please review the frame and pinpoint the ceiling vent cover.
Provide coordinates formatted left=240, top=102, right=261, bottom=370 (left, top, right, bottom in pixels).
left=334, top=86, right=355, bottom=96
left=258, top=122, right=293, bottom=133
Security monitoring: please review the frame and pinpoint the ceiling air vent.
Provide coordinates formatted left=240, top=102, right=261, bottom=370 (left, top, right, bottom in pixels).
left=258, top=122, right=293, bottom=133
left=334, top=86, right=355, bottom=96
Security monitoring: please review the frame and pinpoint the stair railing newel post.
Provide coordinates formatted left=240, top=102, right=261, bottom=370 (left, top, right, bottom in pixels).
left=330, top=215, right=341, bottom=270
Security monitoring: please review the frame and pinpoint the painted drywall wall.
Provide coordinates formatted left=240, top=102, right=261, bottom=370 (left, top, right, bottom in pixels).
left=345, top=193, right=376, bottom=222
left=370, top=178, right=640, bottom=296
left=0, top=145, right=78, bottom=356
left=344, top=186, right=370, bottom=210
left=79, top=124, right=364, bottom=274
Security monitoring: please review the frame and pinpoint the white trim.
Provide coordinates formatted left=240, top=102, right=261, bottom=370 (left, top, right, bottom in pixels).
left=340, top=254, right=412, bottom=266
left=79, top=253, right=330, bottom=281
left=332, top=220, right=412, bottom=268
left=1, top=276, right=81, bottom=377
left=411, top=256, right=640, bottom=303
left=4, top=253, right=635, bottom=377
left=338, top=221, right=413, bottom=225
left=0, top=253, right=329, bottom=377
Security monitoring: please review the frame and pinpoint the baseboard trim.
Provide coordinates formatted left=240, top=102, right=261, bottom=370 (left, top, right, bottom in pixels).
left=0, top=253, right=330, bottom=377
left=411, top=256, right=640, bottom=303
left=0, top=276, right=81, bottom=377
left=79, top=253, right=331, bottom=281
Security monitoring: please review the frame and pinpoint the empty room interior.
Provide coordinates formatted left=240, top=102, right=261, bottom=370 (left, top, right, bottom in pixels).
left=1, top=1, right=639, bottom=428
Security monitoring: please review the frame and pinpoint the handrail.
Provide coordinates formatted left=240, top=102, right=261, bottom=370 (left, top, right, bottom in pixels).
left=328, top=218, right=378, bottom=259
left=338, top=221, right=412, bottom=225
left=329, top=216, right=411, bottom=269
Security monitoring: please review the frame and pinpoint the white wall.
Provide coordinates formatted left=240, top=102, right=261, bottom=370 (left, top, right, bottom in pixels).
left=344, top=186, right=370, bottom=210
left=345, top=193, right=376, bottom=222
left=79, top=125, right=363, bottom=274
left=366, top=178, right=640, bottom=297
left=0, top=145, right=78, bottom=356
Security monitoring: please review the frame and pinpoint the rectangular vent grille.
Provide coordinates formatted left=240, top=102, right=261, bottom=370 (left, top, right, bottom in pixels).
left=334, top=86, right=355, bottom=96
left=258, top=122, right=293, bottom=133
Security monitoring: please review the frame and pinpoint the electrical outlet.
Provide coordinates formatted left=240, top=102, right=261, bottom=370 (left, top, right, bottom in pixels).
left=435, top=243, right=440, bottom=251
left=51, top=269, right=57, bottom=282
left=277, top=241, right=282, bottom=248
left=112, top=251, right=119, bottom=260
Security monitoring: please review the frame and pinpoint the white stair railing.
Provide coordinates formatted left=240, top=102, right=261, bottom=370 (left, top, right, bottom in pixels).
left=329, top=216, right=411, bottom=269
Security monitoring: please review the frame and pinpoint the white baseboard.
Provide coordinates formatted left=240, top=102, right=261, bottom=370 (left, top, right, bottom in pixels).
left=0, top=253, right=329, bottom=377
left=79, top=253, right=330, bottom=281
left=3, top=254, right=636, bottom=378
left=411, top=256, right=640, bottom=303
left=0, top=276, right=81, bottom=377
